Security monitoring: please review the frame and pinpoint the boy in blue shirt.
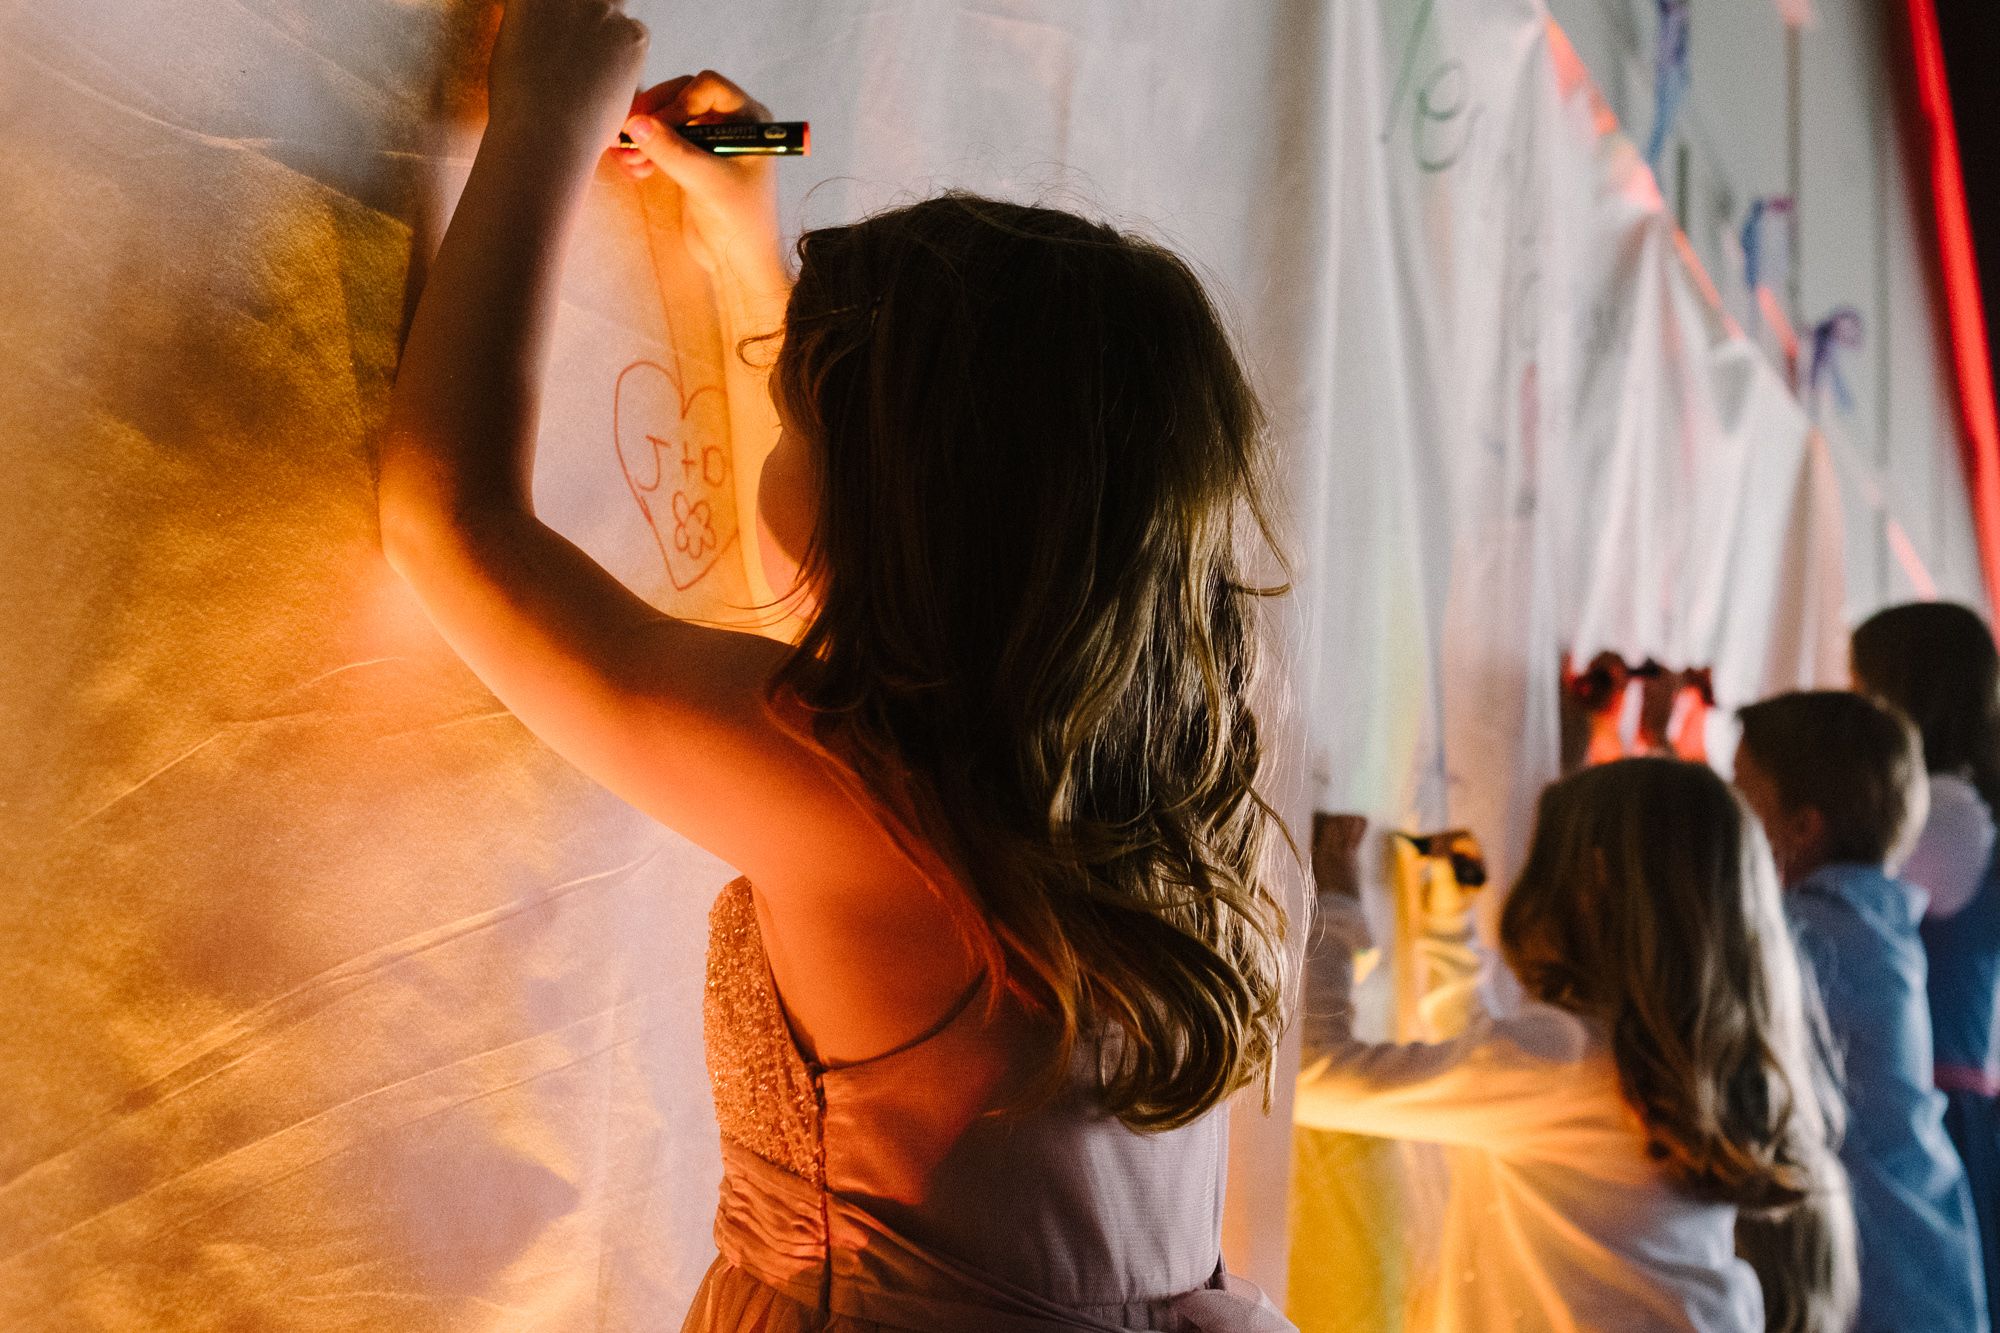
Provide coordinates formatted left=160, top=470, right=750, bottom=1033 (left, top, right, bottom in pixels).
left=1736, top=690, right=1988, bottom=1333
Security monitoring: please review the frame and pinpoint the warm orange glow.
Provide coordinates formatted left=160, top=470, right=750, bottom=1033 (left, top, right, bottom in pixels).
left=1668, top=682, right=1711, bottom=763
left=1674, top=232, right=1728, bottom=330
left=1562, top=655, right=1714, bottom=767
left=1755, top=287, right=1801, bottom=385
left=1903, top=0, right=2000, bottom=606
left=1546, top=21, right=1620, bottom=140
left=1888, top=517, right=1942, bottom=599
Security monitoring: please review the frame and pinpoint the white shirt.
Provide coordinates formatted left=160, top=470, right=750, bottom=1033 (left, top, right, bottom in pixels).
left=1901, top=773, right=1997, bottom=920
left=1295, top=896, right=1762, bottom=1332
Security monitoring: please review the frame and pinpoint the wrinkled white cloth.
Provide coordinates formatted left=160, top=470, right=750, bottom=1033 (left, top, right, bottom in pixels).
left=1, top=2, right=1334, bottom=1322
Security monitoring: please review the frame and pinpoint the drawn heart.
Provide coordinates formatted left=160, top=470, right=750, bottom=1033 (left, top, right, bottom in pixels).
left=613, top=360, right=735, bottom=593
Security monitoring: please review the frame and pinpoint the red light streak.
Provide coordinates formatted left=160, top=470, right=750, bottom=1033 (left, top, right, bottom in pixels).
left=1903, top=0, right=2000, bottom=606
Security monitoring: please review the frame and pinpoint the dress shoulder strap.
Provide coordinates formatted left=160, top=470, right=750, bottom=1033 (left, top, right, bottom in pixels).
left=815, top=967, right=990, bottom=1073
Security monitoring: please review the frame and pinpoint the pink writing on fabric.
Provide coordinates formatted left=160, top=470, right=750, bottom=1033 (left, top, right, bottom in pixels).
left=614, top=359, right=737, bottom=592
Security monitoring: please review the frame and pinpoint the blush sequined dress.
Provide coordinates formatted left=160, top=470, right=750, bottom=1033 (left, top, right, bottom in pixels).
left=680, top=878, right=1293, bottom=1333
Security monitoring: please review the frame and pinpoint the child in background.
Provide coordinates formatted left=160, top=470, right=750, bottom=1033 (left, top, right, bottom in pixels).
left=1852, top=602, right=2000, bottom=1311
left=1299, top=759, right=1853, bottom=1333
left=1734, top=690, right=1989, bottom=1333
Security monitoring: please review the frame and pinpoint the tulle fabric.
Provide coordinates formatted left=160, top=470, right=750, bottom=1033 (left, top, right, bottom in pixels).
left=681, top=1260, right=1294, bottom=1333
left=683, top=1261, right=821, bottom=1333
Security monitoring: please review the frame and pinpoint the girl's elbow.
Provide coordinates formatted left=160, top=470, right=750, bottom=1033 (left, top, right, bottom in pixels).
left=375, top=478, right=483, bottom=587
left=375, top=470, right=448, bottom=578
left=374, top=451, right=521, bottom=576
left=1291, top=1068, right=1372, bottom=1135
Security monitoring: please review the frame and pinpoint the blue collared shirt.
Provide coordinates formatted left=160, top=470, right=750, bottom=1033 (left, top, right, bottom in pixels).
left=1788, top=861, right=1990, bottom=1332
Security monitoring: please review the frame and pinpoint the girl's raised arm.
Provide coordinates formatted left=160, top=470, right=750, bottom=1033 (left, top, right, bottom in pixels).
left=1294, top=891, right=1602, bottom=1155
left=374, top=4, right=848, bottom=894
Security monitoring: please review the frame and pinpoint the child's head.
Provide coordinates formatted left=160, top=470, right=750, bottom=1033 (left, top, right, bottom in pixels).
left=766, top=194, right=1290, bottom=1131
left=1733, top=690, right=1927, bottom=883
left=1500, top=759, right=1837, bottom=1212
left=768, top=193, right=1273, bottom=618
left=1851, top=601, right=2000, bottom=804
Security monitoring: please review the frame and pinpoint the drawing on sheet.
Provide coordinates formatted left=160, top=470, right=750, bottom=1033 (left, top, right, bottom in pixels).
left=602, top=173, right=762, bottom=626
left=1382, top=0, right=1482, bottom=172
left=614, top=358, right=735, bottom=592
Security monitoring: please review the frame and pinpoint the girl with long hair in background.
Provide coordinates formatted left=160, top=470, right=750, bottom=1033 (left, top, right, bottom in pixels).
left=1299, top=760, right=1855, bottom=1332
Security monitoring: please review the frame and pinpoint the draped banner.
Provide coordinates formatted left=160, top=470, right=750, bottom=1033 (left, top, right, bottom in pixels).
left=1287, top=2, right=1847, bottom=1326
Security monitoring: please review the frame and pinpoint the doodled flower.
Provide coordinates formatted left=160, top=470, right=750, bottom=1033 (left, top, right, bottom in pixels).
left=671, top=491, right=716, bottom=560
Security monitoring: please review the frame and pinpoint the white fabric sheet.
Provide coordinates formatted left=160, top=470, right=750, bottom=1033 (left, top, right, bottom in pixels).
left=1285, top=2, right=1859, bottom=1326
left=1, top=0, right=1980, bottom=1326
left=0, top=1, right=1332, bottom=1324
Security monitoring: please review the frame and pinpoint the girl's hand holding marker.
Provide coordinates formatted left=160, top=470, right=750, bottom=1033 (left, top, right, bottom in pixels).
left=620, top=121, right=810, bottom=155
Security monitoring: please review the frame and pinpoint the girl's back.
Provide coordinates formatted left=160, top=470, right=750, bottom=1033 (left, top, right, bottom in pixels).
left=689, top=879, right=1261, bottom=1331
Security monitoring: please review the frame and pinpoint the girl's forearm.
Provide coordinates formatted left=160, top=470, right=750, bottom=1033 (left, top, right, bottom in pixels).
left=380, top=120, right=600, bottom=530
left=711, top=245, right=792, bottom=349
left=704, top=232, right=793, bottom=610
left=709, top=247, right=791, bottom=465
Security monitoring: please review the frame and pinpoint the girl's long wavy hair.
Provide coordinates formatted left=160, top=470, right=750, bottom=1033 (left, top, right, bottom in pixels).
left=1501, top=759, right=1856, bottom=1331
left=1852, top=601, right=2000, bottom=811
left=763, top=194, right=1293, bottom=1130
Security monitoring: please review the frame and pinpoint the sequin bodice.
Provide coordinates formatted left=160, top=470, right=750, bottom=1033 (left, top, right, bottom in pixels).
left=703, top=877, right=822, bottom=1184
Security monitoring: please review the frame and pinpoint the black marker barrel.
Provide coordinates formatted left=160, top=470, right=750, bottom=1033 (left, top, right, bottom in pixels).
left=617, top=121, right=811, bottom=156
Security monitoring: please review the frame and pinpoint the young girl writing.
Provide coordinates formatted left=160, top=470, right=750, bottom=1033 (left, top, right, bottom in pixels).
left=376, top=2, right=1294, bottom=1329
left=1852, top=602, right=2000, bottom=1311
left=1299, top=759, right=1854, bottom=1332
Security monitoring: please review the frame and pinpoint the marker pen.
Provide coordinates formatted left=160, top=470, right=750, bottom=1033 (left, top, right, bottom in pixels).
left=619, top=121, right=811, bottom=156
